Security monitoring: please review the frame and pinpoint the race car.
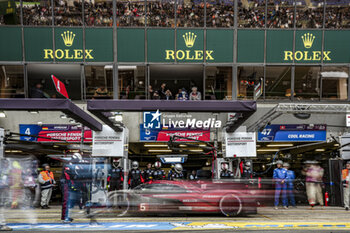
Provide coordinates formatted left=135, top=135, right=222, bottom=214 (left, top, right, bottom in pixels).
left=107, top=180, right=258, bottom=217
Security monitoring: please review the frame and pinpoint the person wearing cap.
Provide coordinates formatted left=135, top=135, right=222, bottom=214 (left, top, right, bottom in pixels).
left=38, top=164, right=55, bottom=209
left=273, top=160, right=288, bottom=209
left=342, top=161, right=350, bottom=211
left=305, top=161, right=324, bottom=209
left=283, top=163, right=296, bottom=208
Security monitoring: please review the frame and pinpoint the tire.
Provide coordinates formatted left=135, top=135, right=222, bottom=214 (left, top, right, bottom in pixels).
left=219, top=193, right=242, bottom=217
left=107, top=191, right=130, bottom=216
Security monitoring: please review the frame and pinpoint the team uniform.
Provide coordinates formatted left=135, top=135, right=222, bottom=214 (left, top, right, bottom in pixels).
left=143, top=168, right=154, bottom=183
left=220, top=170, right=233, bottom=179
left=128, top=169, right=144, bottom=189
left=152, top=169, right=166, bottom=180
left=286, top=169, right=296, bottom=207
left=108, top=166, right=124, bottom=191
left=273, top=167, right=288, bottom=207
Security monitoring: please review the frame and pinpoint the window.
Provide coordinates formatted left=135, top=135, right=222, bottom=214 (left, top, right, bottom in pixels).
left=84, top=0, right=113, bottom=26
left=265, top=66, right=291, bottom=99
left=85, top=65, right=113, bottom=99
left=0, top=65, right=24, bottom=98
left=54, top=0, right=83, bottom=26
left=28, top=64, right=82, bottom=100
left=267, top=0, right=294, bottom=28
left=238, top=0, right=265, bottom=28
left=147, top=0, right=175, bottom=27
left=325, top=0, right=350, bottom=28
left=23, top=0, right=52, bottom=25
left=321, top=66, right=348, bottom=100
left=294, top=66, right=321, bottom=100
left=176, top=0, right=204, bottom=27
left=116, top=1, right=145, bottom=26
left=206, top=0, right=234, bottom=27
left=237, top=66, right=263, bottom=100
left=0, top=1, right=20, bottom=25
left=205, top=66, right=232, bottom=100
left=118, top=66, right=145, bottom=99
left=296, top=0, right=323, bottom=28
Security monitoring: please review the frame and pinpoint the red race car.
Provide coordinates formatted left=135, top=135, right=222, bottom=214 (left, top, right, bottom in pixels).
left=108, top=180, right=258, bottom=217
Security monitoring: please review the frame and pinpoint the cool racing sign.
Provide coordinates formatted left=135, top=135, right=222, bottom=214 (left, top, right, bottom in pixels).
left=143, top=110, right=221, bottom=129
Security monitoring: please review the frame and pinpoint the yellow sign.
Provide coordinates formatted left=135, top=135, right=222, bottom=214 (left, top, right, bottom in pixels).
left=284, top=33, right=331, bottom=61
left=165, top=31, right=214, bottom=61
left=43, top=30, right=94, bottom=60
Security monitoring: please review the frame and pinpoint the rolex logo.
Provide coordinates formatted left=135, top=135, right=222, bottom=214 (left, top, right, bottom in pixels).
left=183, top=32, right=197, bottom=48
left=301, top=33, right=315, bottom=49
left=61, top=31, right=75, bottom=47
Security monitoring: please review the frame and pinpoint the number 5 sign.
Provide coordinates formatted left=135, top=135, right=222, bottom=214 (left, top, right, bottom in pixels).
left=51, top=75, right=69, bottom=99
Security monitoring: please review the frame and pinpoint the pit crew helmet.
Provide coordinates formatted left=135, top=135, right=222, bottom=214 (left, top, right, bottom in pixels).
left=221, top=163, right=229, bottom=170
left=174, top=163, right=183, bottom=173
left=154, top=161, right=162, bottom=169
left=132, top=161, right=139, bottom=169
left=112, top=158, right=120, bottom=168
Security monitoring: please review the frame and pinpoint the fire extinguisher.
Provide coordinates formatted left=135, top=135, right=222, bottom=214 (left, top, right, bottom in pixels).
left=325, top=191, right=329, bottom=206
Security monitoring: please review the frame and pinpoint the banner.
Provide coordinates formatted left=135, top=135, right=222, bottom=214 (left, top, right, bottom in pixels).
left=92, top=125, right=127, bottom=157
left=258, top=124, right=327, bottom=142
left=224, top=132, right=256, bottom=158
left=140, top=124, right=210, bottom=142
left=19, top=124, right=92, bottom=142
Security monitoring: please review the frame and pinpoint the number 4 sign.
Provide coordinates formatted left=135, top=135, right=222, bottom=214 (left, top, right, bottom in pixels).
left=51, top=75, right=69, bottom=99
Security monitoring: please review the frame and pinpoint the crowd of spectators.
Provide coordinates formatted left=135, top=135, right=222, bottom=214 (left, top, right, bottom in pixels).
left=147, top=1, right=175, bottom=27
left=176, top=1, right=204, bottom=27
left=116, top=1, right=145, bottom=26
left=238, top=0, right=265, bottom=28
left=85, top=1, right=113, bottom=26
left=267, top=0, right=294, bottom=28
left=54, top=0, right=83, bottom=26
left=325, top=4, right=350, bottom=28
left=206, top=0, right=234, bottom=27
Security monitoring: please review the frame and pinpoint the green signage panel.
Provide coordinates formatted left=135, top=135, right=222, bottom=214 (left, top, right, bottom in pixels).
left=147, top=29, right=174, bottom=62
left=294, top=30, right=323, bottom=63
left=86, top=28, right=113, bottom=62
left=237, top=30, right=264, bottom=63
left=176, top=29, right=204, bottom=63
left=117, top=29, right=145, bottom=62
left=266, top=30, right=293, bottom=63
left=54, top=28, right=84, bottom=62
left=24, top=28, right=53, bottom=62
left=206, top=29, right=233, bottom=63
left=0, top=27, right=22, bottom=61
left=324, top=31, right=350, bottom=63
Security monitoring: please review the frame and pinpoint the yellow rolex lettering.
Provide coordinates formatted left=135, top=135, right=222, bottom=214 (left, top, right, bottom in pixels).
left=165, top=50, right=175, bottom=60
left=304, top=51, right=312, bottom=61
left=323, top=51, right=331, bottom=61
left=44, top=49, right=54, bottom=59
left=294, top=51, right=303, bottom=61
left=195, top=50, right=203, bottom=60
left=205, top=50, right=214, bottom=60
left=185, top=50, right=194, bottom=60
left=312, top=51, right=321, bottom=61
left=74, top=50, right=83, bottom=59
left=85, top=49, right=94, bottom=59
left=55, top=49, right=64, bottom=59
left=284, top=51, right=293, bottom=61
left=176, top=50, right=185, bottom=60
left=65, top=49, right=73, bottom=59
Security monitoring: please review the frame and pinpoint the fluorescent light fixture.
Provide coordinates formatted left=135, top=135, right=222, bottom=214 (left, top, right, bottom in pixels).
left=29, top=111, right=39, bottom=114
left=148, top=149, right=172, bottom=153
left=104, top=65, right=113, bottom=70
left=115, top=115, right=123, bottom=122
left=321, top=71, right=348, bottom=78
left=334, top=144, right=339, bottom=147
left=257, top=148, right=279, bottom=152
left=315, top=148, right=325, bottom=152
left=144, top=144, right=168, bottom=147
left=267, top=144, right=294, bottom=147
left=189, top=149, right=203, bottom=152
left=162, top=157, right=183, bottom=163
left=60, top=114, right=67, bottom=119
left=118, top=66, right=137, bottom=70
left=0, top=111, right=6, bottom=118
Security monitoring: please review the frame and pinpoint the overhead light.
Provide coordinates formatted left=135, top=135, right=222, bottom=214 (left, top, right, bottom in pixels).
left=60, top=114, right=67, bottom=119
left=144, top=144, right=168, bottom=147
left=189, top=149, right=203, bottom=152
left=334, top=144, right=339, bottom=147
left=256, top=145, right=261, bottom=148
left=115, top=115, right=123, bottom=122
left=161, top=157, right=184, bottom=163
left=104, top=65, right=113, bottom=70
left=148, top=149, right=172, bottom=153
left=315, top=148, right=325, bottom=152
left=267, top=144, right=294, bottom=147
left=69, top=119, right=76, bottom=124
left=257, top=148, right=279, bottom=152
left=0, top=111, right=6, bottom=118
left=118, top=65, right=137, bottom=70
left=29, top=111, right=39, bottom=114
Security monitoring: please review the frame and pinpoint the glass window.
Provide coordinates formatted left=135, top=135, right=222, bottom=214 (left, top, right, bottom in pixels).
left=0, top=65, right=24, bottom=98
left=118, top=66, right=145, bottom=99
left=237, top=66, right=264, bottom=100
left=23, top=0, right=52, bottom=25
left=116, top=1, right=145, bottom=26
left=85, top=65, right=113, bottom=99
left=147, top=0, right=175, bottom=27
left=321, top=66, right=348, bottom=100
left=238, top=0, right=265, bottom=28
left=205, top=66, right=232, bottom=100
left=0, top=1, right=21, bottom=25
left=294, top=66, right=321, bottom=100
left=28, top=64, right=82, bottom=100
left=265, top=66, right=291, bottom=99
left=176, top=0, right=204, bottom=27
left=54, top=0, right=83, bottom=26
left=267, top=0, right=294, bottom=28
left=296, top=0, right=323, bottom=28
left=325, top=0, right=350, bottom=28
left=206, top=0, right=234, bottom=27
left=84, top=0, right=113, bottom=26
